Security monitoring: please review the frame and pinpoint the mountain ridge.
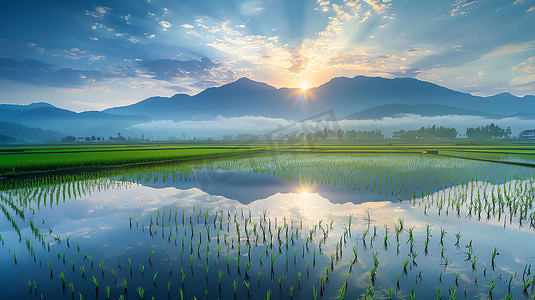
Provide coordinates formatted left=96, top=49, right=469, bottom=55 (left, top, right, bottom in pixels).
left=102, top=75, right=535, bottom=120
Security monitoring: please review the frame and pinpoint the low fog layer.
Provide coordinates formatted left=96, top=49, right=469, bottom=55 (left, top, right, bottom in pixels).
left=126, top=114, right=535, bottom=139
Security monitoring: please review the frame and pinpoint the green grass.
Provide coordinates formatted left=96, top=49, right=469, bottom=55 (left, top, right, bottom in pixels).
left=2, top=142, right=535, bottom=175
left=0, top=146, right=263, bottom=174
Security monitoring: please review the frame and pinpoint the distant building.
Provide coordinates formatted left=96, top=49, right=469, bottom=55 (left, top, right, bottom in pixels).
left=391, top=130, right=406, bottom=139
left=520, top=129, right=535, bottom=139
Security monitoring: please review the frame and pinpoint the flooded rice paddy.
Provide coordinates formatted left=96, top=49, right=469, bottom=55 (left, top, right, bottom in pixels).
left=1, top=153, right=535, bottom=299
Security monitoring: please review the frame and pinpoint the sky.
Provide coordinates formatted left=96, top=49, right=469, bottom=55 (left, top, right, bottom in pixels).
left=1, top=0, right=535, bottom=112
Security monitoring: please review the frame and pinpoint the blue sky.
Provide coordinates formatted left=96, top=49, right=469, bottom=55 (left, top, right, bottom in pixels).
left=1, top=0, right=535, bottom=111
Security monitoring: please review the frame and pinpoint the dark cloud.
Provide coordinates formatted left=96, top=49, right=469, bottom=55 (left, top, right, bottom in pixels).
left=141, top=57, right=222, bottom=81
left=0, top=57, right=130, bottom=88
left=189, top=80, right=219, bottom=89
left=168, top=85, right=192, bottom=93
left=0, top=57, right=236, bottom=89
left=387, top=68, right=422, bottom=78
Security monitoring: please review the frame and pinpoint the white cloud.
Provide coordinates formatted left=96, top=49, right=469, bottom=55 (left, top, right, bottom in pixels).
left=363, top=0, right=388, bottom=14
left=128, top=36, right=140, bottom=44
left=511, top=74, right=535, bottom=86
left=180, top=24, right=194, bottom=29
left=513, top=57, right=535, bottom=73
left=483, top=41, right=535, bottom=57
left=85, top=6, right=111, bottom=18
left=450, top=0, right=479, bottom=16
left=90, top=37, right=99, bottom=41
left=240, top=1, right=264, bottom=15
left=159, top=21, right=171, bottom=30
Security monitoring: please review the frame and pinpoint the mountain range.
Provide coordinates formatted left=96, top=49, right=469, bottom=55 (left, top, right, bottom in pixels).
left=1, top=75, right=534, bottom=142
left=104, top=76, right=535, bottom=120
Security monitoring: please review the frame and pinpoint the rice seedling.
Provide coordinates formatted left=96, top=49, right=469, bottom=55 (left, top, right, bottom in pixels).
left=92, top=276, right=99, bottom=292
left=148, top=249, right=154, bottom=262
left=136, top=286, right=145, bottom=299
left=59, top=272, right=65, bottom=287
left=232, top=280, right=237, bottom=295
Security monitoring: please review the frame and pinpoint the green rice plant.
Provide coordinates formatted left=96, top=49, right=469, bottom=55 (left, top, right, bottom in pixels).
left=232, top=280, right=237, bottom=295
left=244, top=280, right=250, bottom=294
left=110, top=269, right=117, bottom=283
left=455, top=232, right=461, bottom=246
left=218, top=270, right=223, bottom=286
left=181, top=269, right=186, bottom=285
left=402, top=258, right=409, bottom=273
left=105, top=286, right=110, bottom=299
left=489, top=277, right=494, bottom=295
left=92, top=276, right=99, bottom=291
left=59, top=272, right=65, bottom=287
left=148, top=249, right=154, bottom=262
left=278, top=272, right=287, bottom=289
left=471, top=256, right=478, bottom=271
left=136, top=286, right=145, bottom=299
left=266, top=289, right=272, bottom=300
left=523, top=275, right=534, bottom=293
left=491, top=247, right=498, bottom=266
left=312, top=285, right=318, bottom=300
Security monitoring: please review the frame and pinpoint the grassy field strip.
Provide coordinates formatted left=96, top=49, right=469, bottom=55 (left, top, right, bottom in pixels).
left=436, top=152, right=535, bottom=167
left=0, top=148, right=265, bottom=174
left=2, top=144, right=535, bottom=175
left=0, top=146, right=260, bottom=155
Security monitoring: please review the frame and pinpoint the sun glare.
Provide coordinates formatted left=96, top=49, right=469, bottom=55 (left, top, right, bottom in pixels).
left=301, top=85, right=309, bottom=91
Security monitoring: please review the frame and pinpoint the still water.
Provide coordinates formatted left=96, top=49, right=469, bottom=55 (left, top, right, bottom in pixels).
left=1, top=154, right=534, bottom=299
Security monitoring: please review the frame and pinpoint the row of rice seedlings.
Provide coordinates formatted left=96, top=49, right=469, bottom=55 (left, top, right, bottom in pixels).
left=412, top=178, right=535, bottom=228
left=23, top=204, right=532, bottom=300
left=5, top=153, right=534, bottom=229
left=197, top=154, right=534, bottom=198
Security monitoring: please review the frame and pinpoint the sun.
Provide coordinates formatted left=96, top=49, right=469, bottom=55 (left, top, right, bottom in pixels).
left=301, top=84, right=309, bottom=91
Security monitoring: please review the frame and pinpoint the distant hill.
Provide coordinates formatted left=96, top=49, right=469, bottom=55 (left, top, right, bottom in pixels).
left=345, top=104, right=504, bottom=120
left=0, top=121, right=64, bottom=144
left=101, top=76, right=535, bottom=121
left=0, top=103, right=149, bottom=137
left=2, top=76, right=535, bottom=141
